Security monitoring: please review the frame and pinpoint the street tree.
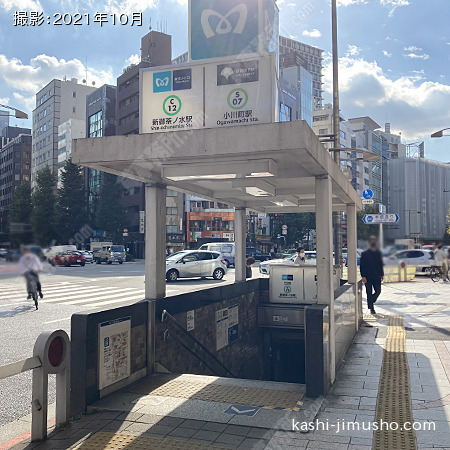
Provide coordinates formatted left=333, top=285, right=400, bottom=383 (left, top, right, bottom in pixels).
left=357, top=205, right=379, bottom=241
left=57, top=159, right=89, bottom=244
left=8, top=181, right=33, bottom=245
left=95, top=173, right=124, bottom=241
left=272, top=213, right=316, bottom=248
left=31, top=167, right=58, bottom=247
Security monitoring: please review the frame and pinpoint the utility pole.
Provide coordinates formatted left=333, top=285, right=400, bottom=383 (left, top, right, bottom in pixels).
left=332, top=0, right=343, bottom=267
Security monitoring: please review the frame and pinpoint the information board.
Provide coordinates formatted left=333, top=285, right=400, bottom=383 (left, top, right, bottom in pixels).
left=98, top=317, right=131, bottom=390
left=216, top=304, right=239, bottom=351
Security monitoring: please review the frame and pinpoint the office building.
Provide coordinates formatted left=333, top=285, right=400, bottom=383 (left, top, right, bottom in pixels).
left=0, top=129, right=32, bottom=234
left=31, top=78, right=96, bottom=187
left=279, top=36, right=324, bottom=109
left=0, top=109, right=9, bottom=136
left=85, top=84, right=117, bottom=210
left=386, top=158, right=450, bottom=240
left=57, top=119, right=86, bottom=187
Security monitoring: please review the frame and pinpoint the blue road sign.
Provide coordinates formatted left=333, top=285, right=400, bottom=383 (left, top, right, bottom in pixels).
left=224, top=404, right=260, bottom=416
left=362, top=189, right=374, bottom=200
left=363, top=214, right=399, bottom=224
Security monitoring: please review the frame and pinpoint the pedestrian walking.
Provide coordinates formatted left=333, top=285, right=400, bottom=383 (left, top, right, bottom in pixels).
left=434, top=244, right=448, bottom=282
left=360, top=236, right=384, bottom=315
left=246, top=257, right=255, bottom=279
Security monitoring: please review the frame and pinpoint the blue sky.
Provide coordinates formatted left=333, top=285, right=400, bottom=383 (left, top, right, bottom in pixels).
left=0, top=0, right=449, bottom=161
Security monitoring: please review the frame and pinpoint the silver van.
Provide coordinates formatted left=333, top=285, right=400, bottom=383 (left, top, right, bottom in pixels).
left=199, top=242, right=235, bottom=267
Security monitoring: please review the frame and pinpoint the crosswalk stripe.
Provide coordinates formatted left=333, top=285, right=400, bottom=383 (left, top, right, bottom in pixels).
left=41, top=289, right=143, bottom=304
left=79, top=295, right=145, bottom=308
left=1, top=284, right=100, bottom=297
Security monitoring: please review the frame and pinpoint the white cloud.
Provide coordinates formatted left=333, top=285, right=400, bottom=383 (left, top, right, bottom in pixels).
left=323, top=56, right=450, bottom=141
left=0, top=0, right=42, bottom=12
left=380, top=0, right=410, bottom=17
left=302, top=29, right=322, bottom=38
left=125, top=54, right=140, bottom=66
left=382, top=50, right=392, bottom=57
left=404, top=52, right=430, bottom=60
left=404, top=46, right=421, bottom=51
left=337, top=0, right=367, bottom=6
left=0, top=97, right=10, bottom=104
left=104, top=0, right=158, bottom=14
left=0, top=54, right=114, bottom=94
left=12, top=92, right=35, bottom=113
left=346, top=45, right=361, bottom=56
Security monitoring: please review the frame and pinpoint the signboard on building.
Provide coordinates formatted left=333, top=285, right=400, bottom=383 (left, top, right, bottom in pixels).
left=216, top=304, right=239, bottom=351
left=140, top=53, right=277, bottom=134
left=187, top=310, right=195, bottom=331
left=189, top=0, right=278, bottom=61
left=98, top=317, right=131, bottom=390
left=139, top=211, right=145, bottom=234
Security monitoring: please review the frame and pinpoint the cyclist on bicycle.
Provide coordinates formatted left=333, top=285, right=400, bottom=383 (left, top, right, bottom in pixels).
left=18, top=247, right=44, bottom=302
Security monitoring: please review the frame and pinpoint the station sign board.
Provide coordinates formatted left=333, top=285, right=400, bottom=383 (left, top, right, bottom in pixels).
left=140, top=53, right=277, bottom=134
left=188, top=0, right=279, bottom=61
left=363, top=214, right=399, bottom=224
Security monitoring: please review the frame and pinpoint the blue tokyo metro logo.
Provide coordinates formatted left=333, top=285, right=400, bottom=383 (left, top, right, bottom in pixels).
left=153, top=71, right=172, bottom=93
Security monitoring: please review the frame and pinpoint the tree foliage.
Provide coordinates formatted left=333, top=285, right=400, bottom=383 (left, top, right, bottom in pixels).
left=31, top=166, right=57, bottom=247
left=357, top=205, right=379, bottom=241
left=8, top=181, right=33, bottom=245
left=272, top=213, right=316, bottom=247
left=57, top=159, right=89, bottom=243
left=95, top=173, right=124, bottom=240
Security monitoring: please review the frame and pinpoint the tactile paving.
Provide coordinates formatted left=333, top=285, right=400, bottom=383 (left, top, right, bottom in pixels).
left=76, top=431, right=223, bottom=449
left=128, top=377, right=303, bottom=409
left=373, top=315, right=417, bottom=450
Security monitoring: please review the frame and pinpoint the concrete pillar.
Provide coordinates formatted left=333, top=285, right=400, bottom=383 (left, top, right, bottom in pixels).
left=235, top=207, right=247, bottom=282
left=315, top=176, right=335, bottom=384
left=346, top=203, right=359, bottom=332
left=145, top=183, right=167, bottom=299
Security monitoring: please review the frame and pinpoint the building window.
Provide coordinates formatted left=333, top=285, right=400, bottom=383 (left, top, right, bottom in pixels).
left=319, top=128, right=328, bottom=135
left=280, top=104, right=292, bottom=122
left=167, top=225, right=178, bottom=234
left=167, top=207, right=178, bottom=215
left=72, top=106, right=76, bottom=113
left=167, top=189, right=178, bottom=197
left=89, top=111, right=103, bottom=138
left=73, top=91, right=76, bottom=98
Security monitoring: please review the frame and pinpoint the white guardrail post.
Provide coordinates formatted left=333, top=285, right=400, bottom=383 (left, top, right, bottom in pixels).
left=32, top=330, right=70, bottom=442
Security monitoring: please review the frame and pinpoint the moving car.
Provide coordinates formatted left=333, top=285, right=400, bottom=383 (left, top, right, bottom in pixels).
left=80, top=251, right=94, bottom=264
left=259, top=251, right=318, bottom=275
left=246, top=247, right=269, bottom=262
left=0, top=248, right=7, bottom=258
left=383, top=249, right=434, bottom=273
left=5, top=249, right=21, bottom=262
left=199, top=242, right=235, bottom=267
left=49, top=251, right=86, bottom=267
left=166, top=250, right=227, bottom=281
left=281, top=249, right=297, bottom=258
left=92, top=242, right=125, bottom=264
left=342, top=249, right=362, bottom=266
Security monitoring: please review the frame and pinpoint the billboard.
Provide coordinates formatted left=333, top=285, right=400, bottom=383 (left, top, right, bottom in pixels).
left=189, top=0, right=279, bottom=61
left=140, top=53, right=277, bottom=134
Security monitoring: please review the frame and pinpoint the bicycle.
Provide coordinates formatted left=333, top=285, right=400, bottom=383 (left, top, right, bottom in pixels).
left=430, top=265, right=450, bottom=283
left=25, top=271, right=39, bottom=310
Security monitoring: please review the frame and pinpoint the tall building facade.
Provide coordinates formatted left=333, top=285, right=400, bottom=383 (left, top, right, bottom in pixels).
left=57, top=119, right=86, bottom=187
left=85, top=84, right=117, bottom=211
left=386, top=158, right=450, bottom=241
left=31, top=78, right=96, bottom=187
left=0, top=129, right=32, bottom=235
left=0, top=109, right=9, bottom=136
left=279, top=36, right=323, bottom=109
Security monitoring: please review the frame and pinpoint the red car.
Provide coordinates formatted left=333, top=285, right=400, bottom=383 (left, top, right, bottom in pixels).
left=50, top=251, right=86, bottom=267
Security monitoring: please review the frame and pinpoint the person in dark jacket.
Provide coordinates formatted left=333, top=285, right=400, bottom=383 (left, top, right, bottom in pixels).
left=360, top=235, right=384, bottom=314
left=246, top=257, right=256, bottom=279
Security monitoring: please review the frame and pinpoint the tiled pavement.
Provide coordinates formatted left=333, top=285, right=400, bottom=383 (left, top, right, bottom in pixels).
left=3, top=278, right=450, bottom=449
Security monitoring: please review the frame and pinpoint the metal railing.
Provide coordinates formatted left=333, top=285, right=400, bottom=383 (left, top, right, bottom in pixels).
left=162, top=310, right=236, bottom=378
left=0, top=330, right=70, bottom=442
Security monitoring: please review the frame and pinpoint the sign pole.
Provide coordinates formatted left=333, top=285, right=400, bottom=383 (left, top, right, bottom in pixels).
left=379, top=223, right=384, bottom=251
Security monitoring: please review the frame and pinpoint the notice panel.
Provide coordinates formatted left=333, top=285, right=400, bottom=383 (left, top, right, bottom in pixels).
left=98, top=317, right=131, bottom=390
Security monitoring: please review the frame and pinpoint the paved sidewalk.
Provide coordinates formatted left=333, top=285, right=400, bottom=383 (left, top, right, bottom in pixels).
left=2, top=278, right=449, bottom=449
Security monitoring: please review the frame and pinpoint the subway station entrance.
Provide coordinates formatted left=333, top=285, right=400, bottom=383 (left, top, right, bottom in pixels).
left=71, top=120, right=363, bottom=411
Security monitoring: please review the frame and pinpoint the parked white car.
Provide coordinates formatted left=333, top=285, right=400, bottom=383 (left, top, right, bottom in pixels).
left=383, top=249, right=434, bottom=273
left=259, top=251, right=317, bottom=275
left=166, top=250, right=227, bottom=281
left=80, top=251, right=94, bottom=264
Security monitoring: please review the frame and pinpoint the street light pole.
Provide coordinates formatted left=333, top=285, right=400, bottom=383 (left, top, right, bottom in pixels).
left=331, top=0, right=342, bottom=267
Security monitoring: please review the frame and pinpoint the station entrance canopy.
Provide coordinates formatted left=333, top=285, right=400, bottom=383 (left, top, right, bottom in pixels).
left=72, top=120, right=361, bottom=213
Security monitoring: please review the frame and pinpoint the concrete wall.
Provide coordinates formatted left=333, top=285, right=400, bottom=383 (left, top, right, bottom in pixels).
left=154, top=279, right=265, bottom=380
